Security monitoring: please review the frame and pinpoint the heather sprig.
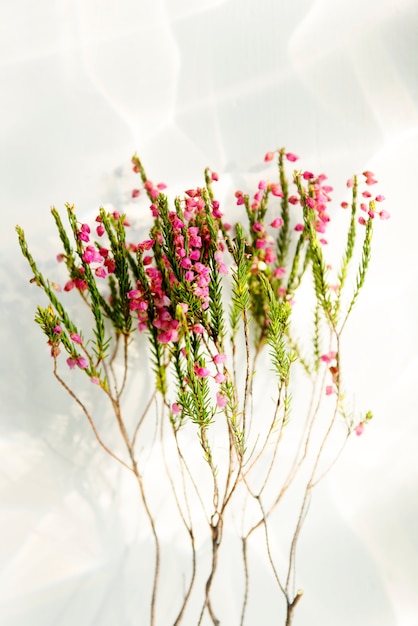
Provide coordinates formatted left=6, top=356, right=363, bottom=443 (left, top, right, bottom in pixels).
left=16, top=148, right=389, bottom=626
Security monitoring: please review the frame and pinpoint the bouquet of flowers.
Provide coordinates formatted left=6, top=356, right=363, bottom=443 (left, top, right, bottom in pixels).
left=16, top=148, right=389, bottom=625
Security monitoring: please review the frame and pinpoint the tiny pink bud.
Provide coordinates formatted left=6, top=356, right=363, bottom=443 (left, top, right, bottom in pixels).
left=325, top=385, right=334, bottom=396
left=216, top=392, right=228, bottom=409
left=77, top=357, right=89, bottom=369
left=346, top=178, right=354, bottom=188
left=286, top=152, right=298, bottom=162
left=131, top=189, right=140, bottom=198
left=91, top=376, right=100, bottom=385
left=355, top=423, right=365, bottom=436
left=53, top=325, right=62, bottom=335
left=375, top=194, right=385, bottom=202
left=303, top=171, right=315, bottom=180
left=264, top=151, right=275, bottom=162
left=379, top=210, right=390, bottom=220
left=271, top=217, right=283, bottom=228
left=172, top=403, right=181, bottom=414
left=213, top=353, right=227, bottom=365
left=70, top=333, right=83, bottom=344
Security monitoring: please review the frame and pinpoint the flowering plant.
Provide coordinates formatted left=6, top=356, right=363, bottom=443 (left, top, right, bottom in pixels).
left=16, top=148, right=388, bottom=625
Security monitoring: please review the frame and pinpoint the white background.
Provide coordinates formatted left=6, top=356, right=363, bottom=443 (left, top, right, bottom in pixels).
left=1, top=1, right=418, bottom=625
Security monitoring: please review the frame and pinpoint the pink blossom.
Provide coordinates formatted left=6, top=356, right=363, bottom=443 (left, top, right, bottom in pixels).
left=191, top=324, right=205, bottom=335
left=213, top=353, right=227, bottom=364
left=53, top=325, right=62, bottom=334
left=91, top=376, right=100, bottom=385
left=325, top=385, right=334, bottom=396
left=271, top=217, right=283, bottom=228
left=358, top=216, right=367, bottom=226
left=375, top=195, right=385, bottom=202
left=216, top=392, right=228, bottom=409
left=286, top=152, right=299, bottom=162
left=211, top=171, right=219, bottom=181
left=70, top=333, right=83, bottom=344
left=64, top=280, right=75, bottom=292
left=258, top=180, right=268, bottom=190
left=341, top=202, right=349, bottom=209
left=270, top=183, right=283, bottom=197
left=273, top=266, right=286, bottom=279
left=66, top=358, right=76, bottom=370
left=355, top=423, right=365, bottom=436
left=303, top=171, right=315, bottom=180
left=288, top=195, right=299, bottom=205
left=95, top=267, right=107, bottom=278
left=157, top=329, right=179, bottom=344
left=96, top=224, right=105, bottom=237
left=194, top=365, right=210, bottom=378
left=294, top=223, right=304, bottom=232
left=346, top=178, right=354, bottom=188
left=264, top=151, right=275, bottom=162
left=379, top=210, right=390, bottom=220
left=132, top=189, right=140, bottom=198
left=252, top=222, right=264, bottom=232
left=172, top=403, right=181, bottom=414
left=320, top=351, right=336, bottom=363
left=214, top=372, right=226, bottom=384
left=77, top=357, right=89, bottom=369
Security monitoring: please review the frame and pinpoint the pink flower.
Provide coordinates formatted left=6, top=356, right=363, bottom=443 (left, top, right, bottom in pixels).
left=270, top=217, right=283, bottom=228
left=270, top=183, right=283, bottom=197
left=294, top=223, right=304, bottom=232
left=258, top=180, right=268, bottom=190
left=132, top=188, right=140, bottom=198
left=379, top=210, right=390, bottom=220
left=95, top=267, right=107, bottom=278
left=157, top=329, right=179, bottom=344
left=70, top=333, right=83, bottom=344
left=273, top=266, right=286, bottom=279
left=320, top=351, right=336, bottom=363
left=172, top=403, right=181, bottom=414
left=213, top=353, right=227, bottom=364
left=303, top=171, right=315, bottom=180
left=264, top=151, right=275, bottom=162
left=194, top=365, right=210, bottom=378
left=358, top=216, right=367, bottom=226
left=355, top=423, right=365, bottom=436
left=96, top=224, right=105, bottom=237
left=346, top=178, right=354, bottom=188
left=325, top=385, right=334, bottom=396
left=216, top=392, right=228, bottom=409
left=53, top=325, right=62, bottom=335
left=66, top=358, right=76, bottom=369
left=286, top=152, right=298, bottom=162
left=375, top=194, right=385, bottom=202
left=64, top=280, right=75, bottom=292
left=341, top=202, right=349, bottom=209
left=91, top=376, right=100, bottom=385
left=77, top=357, right=89, bottom=369
left=214, top=372, right=226, bottom=384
